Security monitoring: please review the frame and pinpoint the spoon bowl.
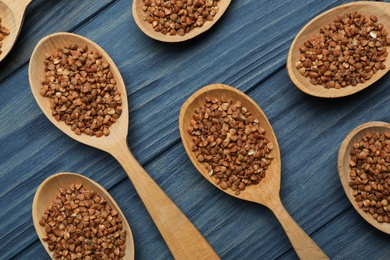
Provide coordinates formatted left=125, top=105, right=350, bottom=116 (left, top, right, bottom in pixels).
left=287, top=1, right=390, bottom=98
left=32, top=172, right=135, bottom=259
left=132, top=0, right=231, bottom=42
left=179, top=83, right=328, bottom=259
left=29, top=32, right=219, bottom=259
left=29, top=32, right=130, bottom=151
left=338, top=121, right=390, bottom=234
left=0, top=0, right=31, bottom=62
left=179, top=84, right=281, bottom=203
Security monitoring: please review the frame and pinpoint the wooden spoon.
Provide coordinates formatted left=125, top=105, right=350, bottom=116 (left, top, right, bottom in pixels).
left=0, top=0, right=31, bottom=62
left=338, top=121, right=390, bottom=234
left=32, top=172, right=135, bottom=259
left=29, top=32, right=219, bottom=259
left=132, top=0, right=231, bottom=42
left=179, top=83, right=328, bottom=259
left=287, top=1, right=390, bottom=98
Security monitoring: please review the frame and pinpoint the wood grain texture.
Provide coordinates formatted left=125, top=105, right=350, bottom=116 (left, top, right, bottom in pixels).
left=1, top=0, right=390, bottom=259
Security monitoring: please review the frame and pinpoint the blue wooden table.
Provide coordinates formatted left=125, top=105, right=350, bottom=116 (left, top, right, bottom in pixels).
left=1, top=0, right=389, bottom=259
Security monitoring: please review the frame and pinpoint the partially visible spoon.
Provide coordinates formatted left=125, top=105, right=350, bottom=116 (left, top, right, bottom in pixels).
left=132, top=0, right=231, bottom=42
left=287, top=1, right=390, bottom=98
left=29, top=32, right=219, bottom=259
left=32, top=172, right=135, bottom=259
left=0, top=0, right=31, bottom=62
left=338, top=121, right=390, bottom=234
left=179, top=83, right=328, bottom=259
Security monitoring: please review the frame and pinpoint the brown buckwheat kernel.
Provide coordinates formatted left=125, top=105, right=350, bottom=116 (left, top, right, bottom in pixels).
left=349, top=132, right=390, bottom=223
left=39, top=183, right=127, bottom=259
left=142, top=0, right=220, bottom=36
left=0, top=17, right=10, bottom=55
left=296, top=12, right=389, bottom=89
left=188, top=96, right=274, bottom=195
left=39, top=43, right=123, bottom=137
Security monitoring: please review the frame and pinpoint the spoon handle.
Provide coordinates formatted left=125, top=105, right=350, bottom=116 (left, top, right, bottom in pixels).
left=110, top=143, right=220, bottom=260
left=267, top=197, right=328, bottom=259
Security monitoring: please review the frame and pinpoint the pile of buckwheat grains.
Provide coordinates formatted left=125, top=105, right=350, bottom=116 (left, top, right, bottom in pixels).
left=39, top=43, right=122, bottom=137
left=142, top=0, right=219, bottom=36
left=349, top=132, right=390, bottom=223
left=187, top=96, right=274, bottom=195
left=296, top=11, right=390, bottom=89
left=39, top=183, right=127, bottom=259
left=0, top=17, right=10, bottom=55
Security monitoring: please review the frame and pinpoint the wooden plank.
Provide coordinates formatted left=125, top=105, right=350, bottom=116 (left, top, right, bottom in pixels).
left=1, top=0, right=390, bottom=259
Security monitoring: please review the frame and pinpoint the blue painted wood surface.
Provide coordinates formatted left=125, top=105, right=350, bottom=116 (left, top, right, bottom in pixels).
left=1, top=0, right=390, bottom=259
